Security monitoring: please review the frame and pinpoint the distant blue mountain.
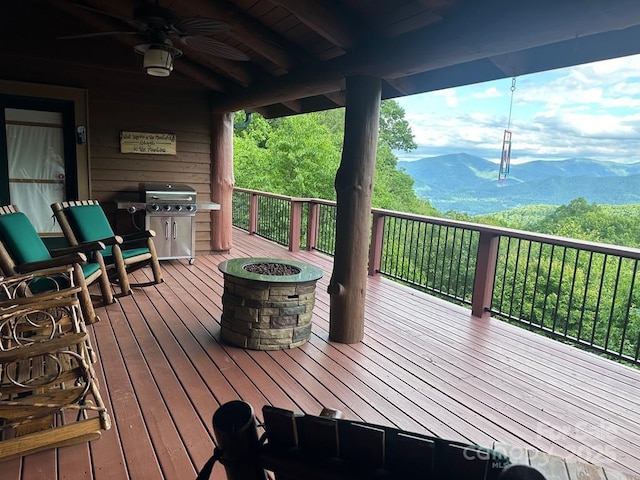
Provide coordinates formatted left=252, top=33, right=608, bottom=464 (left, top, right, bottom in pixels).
left=397, top=153, right=640, bottom=215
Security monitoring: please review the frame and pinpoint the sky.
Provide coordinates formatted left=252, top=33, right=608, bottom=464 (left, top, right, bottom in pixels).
left=395, top=53, right=640, bottom=165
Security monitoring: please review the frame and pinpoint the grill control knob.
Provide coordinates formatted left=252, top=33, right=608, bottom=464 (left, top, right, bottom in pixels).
left=186, top=205, right=195, bottom=212
left=150, top=204, right=160, bottom=212
left=163, top=204, right=171, bottom=212
left=175, top=205, right=183, bottom=212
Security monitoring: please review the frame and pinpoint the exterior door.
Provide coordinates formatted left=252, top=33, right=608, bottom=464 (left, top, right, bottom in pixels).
left=0, top=96, right=77, bottom=235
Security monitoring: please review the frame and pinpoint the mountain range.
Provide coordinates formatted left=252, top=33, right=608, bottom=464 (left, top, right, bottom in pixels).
left=397, top=153, right=640, bottom=215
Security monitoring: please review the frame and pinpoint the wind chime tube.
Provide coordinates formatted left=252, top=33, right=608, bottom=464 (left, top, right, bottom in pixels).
left=498, top=77, right=516, bottom=180
left=499, top=129, right=512, bottom=180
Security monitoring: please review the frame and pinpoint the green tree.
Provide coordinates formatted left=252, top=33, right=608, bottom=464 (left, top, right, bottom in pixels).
left=233, top=100, right=436, bottom=215
left=378, top=100, right=417, bottom=151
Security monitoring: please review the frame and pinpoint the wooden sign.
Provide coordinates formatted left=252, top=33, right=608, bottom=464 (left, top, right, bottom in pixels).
left=120, top=131, right=176, bottom=155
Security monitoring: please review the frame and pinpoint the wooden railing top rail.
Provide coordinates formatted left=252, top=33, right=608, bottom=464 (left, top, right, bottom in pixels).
left=234, top=188, right=315, bottom=203
left=233, top=188, right=640, bottom=260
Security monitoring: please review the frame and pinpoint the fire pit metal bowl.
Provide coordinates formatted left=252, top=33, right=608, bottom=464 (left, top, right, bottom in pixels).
left=218, top=257, right=323, bottom=350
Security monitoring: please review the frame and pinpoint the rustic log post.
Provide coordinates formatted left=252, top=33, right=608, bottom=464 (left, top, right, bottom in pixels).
left=328, top=76, right=381, bottom=344
left=306, top=201, right=320, bottom=250
left=368, top=211, right=385, bottom=277
left=288, top=200, right=302, bottom=252
left=471, top=230, right=500, bottom=318
left=211, top=112, right=234, bottom=252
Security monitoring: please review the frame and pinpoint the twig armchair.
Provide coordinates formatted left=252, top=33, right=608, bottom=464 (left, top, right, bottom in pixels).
left=51, top=200, right=163, bottom=296
left=0, top=286, right=110, bottom=460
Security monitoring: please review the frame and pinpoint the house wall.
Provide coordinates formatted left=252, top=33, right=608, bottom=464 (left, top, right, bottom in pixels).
left=87, top=85, right=215, bottom=255
left=0, top=73, right=217, bottom=255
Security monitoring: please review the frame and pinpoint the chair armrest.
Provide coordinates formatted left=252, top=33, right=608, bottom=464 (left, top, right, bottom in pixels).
left=1, top=267, right=75, bottom=301
left=15, top=253, right=87, bottom=274
left=0, top=332, right=88, bottom=362
left=49, top=241, right=107, bottom=256
left=120, top=230, right=155, bottom=243
left=92, top=235, right=123, bottom=246
left=0, top=286, right=82, bottom=310
left=0, top=266, right=74, bottom=286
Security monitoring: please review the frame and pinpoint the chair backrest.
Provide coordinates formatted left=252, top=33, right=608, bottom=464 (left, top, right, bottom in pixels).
left=0, top=208, right=52, bottom=274
left=52, top=200, right=115, bottom=253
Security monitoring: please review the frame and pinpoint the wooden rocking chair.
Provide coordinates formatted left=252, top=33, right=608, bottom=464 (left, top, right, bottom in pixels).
left=0, top=205, right=114, bottom=324
left=199, top=401, right=546, bottom=480
left=51, top=200, right=163, bottom=296
left=0, top=268, right=98, bottom=363
left=0, top=287, right=110, bottom=460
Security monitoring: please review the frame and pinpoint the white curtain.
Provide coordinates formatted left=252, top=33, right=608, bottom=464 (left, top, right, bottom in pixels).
left=6, top=113, right=65, bottom=234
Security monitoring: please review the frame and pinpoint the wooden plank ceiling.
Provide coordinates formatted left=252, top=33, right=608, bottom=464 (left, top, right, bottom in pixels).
left=3, top=0, right=640, bottom=118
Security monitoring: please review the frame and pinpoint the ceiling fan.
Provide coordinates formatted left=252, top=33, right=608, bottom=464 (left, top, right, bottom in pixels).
left=61, top=1, right=250, bottom=77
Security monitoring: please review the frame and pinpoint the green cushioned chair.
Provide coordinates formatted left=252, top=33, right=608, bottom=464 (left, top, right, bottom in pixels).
left=51, top=200, right=163, bottom=296
left=0, top=205, right=114, bottom=324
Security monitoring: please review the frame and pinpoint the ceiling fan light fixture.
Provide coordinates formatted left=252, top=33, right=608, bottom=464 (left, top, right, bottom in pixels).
left=134, top=41, right=183, bottom=77
left=144, top=46, right=173, bottom=77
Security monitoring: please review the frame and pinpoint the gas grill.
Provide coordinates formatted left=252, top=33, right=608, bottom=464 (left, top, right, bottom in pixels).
left=117, top=182, right=220, bottom=264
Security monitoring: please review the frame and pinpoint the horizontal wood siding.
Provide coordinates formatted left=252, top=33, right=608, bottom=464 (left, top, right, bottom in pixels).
left=88, top=88, right=215, bottom=255
left=0, top=52, right=218, bottom=256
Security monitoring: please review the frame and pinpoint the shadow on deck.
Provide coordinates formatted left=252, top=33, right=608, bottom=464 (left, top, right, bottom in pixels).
left=4, top=229, right=640, bottom=480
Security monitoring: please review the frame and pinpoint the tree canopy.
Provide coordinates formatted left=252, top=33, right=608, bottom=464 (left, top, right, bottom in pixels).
left=233, top=101, right=437, bottom=215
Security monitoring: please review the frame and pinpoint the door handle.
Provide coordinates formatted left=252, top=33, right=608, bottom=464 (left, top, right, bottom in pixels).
left=173, top=221, right=177, bottom=240
left=165, top=221, right=170, bottom=240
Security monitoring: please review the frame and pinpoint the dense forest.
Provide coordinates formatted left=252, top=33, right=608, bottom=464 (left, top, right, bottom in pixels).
left=233, top=103, right=640, bottom=249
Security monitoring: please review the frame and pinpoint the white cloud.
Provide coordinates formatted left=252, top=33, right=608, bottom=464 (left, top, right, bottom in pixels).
left=472, top=86, right=501, bottom=99
left=397, top=53, right=640, bottom=164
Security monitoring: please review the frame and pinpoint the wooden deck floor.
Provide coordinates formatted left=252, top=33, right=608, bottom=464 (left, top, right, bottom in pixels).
left=3, top=229, right=640, bottom=480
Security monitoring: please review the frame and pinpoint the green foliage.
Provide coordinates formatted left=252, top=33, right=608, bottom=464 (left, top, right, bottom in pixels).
left=234, top=113, right=339, bottom=199
left=378, top=100, right=417, bottom=152
left=529, top=198, right=640, bottom=248
left=232, top=100, right=435, bottom=214
left=481, top=205, right=557, bottom=229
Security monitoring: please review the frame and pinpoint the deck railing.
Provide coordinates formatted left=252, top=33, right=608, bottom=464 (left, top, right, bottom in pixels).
left=232, top=188, right=640, bottom=365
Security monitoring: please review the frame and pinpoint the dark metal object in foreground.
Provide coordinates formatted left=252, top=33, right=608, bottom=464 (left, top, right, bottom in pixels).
left=201, top=401, right=547, bottom=480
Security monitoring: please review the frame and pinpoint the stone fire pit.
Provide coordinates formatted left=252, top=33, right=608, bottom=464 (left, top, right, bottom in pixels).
left=218, top=257, right=323, bottom=350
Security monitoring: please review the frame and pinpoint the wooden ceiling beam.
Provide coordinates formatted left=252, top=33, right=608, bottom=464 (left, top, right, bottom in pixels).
left=168, top=0, right=306, bottom=71
left=266, top=0, right=360, bottom=50
left=211, top=0, right=640, bottom=113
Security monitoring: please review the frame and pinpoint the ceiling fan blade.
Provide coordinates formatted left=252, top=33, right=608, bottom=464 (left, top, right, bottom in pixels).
left=173, top=17, right=229, bottom=36
left=58, top=31, right=141, bottom=40
left=180, top=37, right=250, bottom=61
left=74, top=3, right=145, bottom=30
left=74, top=3, right=133, bottom=22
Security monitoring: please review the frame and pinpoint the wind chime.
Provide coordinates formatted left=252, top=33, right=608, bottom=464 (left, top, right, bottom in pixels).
left=498, top=77, right=517, bottom=180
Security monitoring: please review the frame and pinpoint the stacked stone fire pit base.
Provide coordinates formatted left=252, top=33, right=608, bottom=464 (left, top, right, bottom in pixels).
left=218, top=258, right=323, bottom=350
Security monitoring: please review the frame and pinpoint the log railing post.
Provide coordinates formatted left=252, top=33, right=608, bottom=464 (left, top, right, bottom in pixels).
left=368, top=212, right=385, bottom=277
left=306, top=201, right=320, bottom=251
left=211, top=112, right=234, bottom=252
left=328, top=75, right=381, bottom=344
left=289, top=200, right=303, bottom=252
left=248, top=192, right=259, bottom=235
left=471, top=231, right=500, bottom=318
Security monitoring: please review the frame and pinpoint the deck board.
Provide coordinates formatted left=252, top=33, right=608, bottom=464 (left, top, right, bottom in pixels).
left=3, top=229, right=640, bottom=480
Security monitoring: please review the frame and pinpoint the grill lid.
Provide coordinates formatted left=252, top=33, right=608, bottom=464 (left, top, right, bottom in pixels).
left=142, top=182, right=196, bottom=202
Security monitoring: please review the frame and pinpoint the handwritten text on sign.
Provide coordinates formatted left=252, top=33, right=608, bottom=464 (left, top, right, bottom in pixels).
left=120, top=131, right=176, bottom=155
